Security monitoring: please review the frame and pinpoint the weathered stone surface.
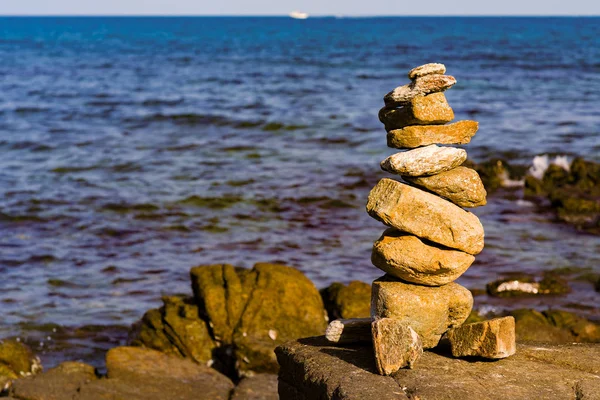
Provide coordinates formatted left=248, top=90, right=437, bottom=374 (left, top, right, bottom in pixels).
left=105, top=346, right=234, bottom=400
left=326, top=318, right=372, bottom=344
left=230, top=374, right=279, bottom=400
left=404, top=166, right=487, bottom=208
left=371, top=229, right=474, bottom=286
left=387, top=120, right=479, bottom=149
left=320, top=281, right=371, bottom=320
left=371, top=276, right=473, bottom=348
left=510, top=308, right=600, bottom=344
left=366, top=178, right=485, bottom=254
left=372, top=318, right=422, bottom=375
left=0, top=339, right=41, bottom=376
left=447, top=317, right=516, bottom=359
left=278, top=338, right=600, bottom=400
left=190, top=263, right=249, bottom=344
left=383, top=75, right=456, bottom=107
left=380, top=145, right=466, bottom=177
left=408, top=63, right=446, bottom=80
left=380, top=93, right=455, bottom=131
left=232, top=263, right=328, bottom=374
left=276, top=337, right=409, bottom=400
left=11, top=361, right=96, bottom=400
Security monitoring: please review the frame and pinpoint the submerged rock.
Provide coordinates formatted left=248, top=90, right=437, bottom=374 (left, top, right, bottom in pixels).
left=380, top=144, right=467, bottom=177
left=487, top=272, right=570, bottom=297
left=371, top=275, right=473, bottom=348
left=320, top=281, right=371, bottom=320
left=379, top=93, right=455, bottom=131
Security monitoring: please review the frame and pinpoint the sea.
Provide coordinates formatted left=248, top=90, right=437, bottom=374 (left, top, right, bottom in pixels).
left=0, top=16, right=599, bottom=367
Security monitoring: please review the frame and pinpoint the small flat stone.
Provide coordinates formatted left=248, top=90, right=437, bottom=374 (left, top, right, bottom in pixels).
left=380, top=93, right=454, bottom=131
left=380, top=145, right=466, bottom=177
left=383, top=75, right=456, bottom=107
left=366, top=178, right=484, bottom=255
left=408, top=63, right=446, bottom=80
left=372, top=318, right=422, bottom=375
left=371, top=276, right=473, bottom=348
left=325, top=318, right=372, bottom=344
left=372, top=229, right=474, bottom=286
left=387, top=120, right=479, bottom=149
left=447, top=317, right=516, bottom=359
left=404, top=166, right=487, bottom=208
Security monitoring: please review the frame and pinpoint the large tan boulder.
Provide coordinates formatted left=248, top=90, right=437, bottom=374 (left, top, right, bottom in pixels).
left=380, top=145, right=466, bottom=177
left=372, top=229, right=474, bottom=286
left=387, top=120, right=478, bottom=149
left=404, top=166, right=487, bottom=208
left=371, top=276, right=473, bottom=348
left=366, top=178, right=484, bottom=254
left=384, top=74, right=456, bottom=107
left=379, top=92, right=454, bottom=131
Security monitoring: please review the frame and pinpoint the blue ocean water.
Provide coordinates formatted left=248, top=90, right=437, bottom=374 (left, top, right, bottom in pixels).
left=0, top=17, right=599, bottom=365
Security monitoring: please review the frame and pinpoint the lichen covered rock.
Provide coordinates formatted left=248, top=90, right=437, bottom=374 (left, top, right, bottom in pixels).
left=320, top=281, right=371, bottom=320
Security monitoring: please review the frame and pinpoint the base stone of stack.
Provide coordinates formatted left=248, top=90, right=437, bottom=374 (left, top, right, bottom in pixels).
left=404, top=166, right=487, bottom=208
left=372, top=230, right=474, bottom=286
left=387, top=120, right=479, bottom=149
left=379, top=93, right=455, bottom=131
left=371, top=276, right=473, bottom=348
left=446, top=317, right=516, bottom=359
left=366, top=178, right=484, bottom=255
left=380, top=144, right=466, bottom=177
left=276, top=337, right=600, bottom=400
left=383, top=74, right=456, bottom=107
left=372, top=318, right=423, bottom=375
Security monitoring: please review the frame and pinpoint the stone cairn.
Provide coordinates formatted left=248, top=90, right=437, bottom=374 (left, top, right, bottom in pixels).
left=325, top=63, right=516, bottom=376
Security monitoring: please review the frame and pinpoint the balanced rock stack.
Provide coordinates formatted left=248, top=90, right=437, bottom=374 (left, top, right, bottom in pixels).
left=325, top=63, right=516, bottom=376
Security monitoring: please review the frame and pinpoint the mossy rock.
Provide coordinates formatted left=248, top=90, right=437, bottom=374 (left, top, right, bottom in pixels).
left=463, top=310, right=487, bottom=325
left=509, top=309, right=574, bottom=343
left=320, top=281, right=371, bottom=320
left=543, top=310, right=600, bottom=343
left=232, top=263, right=328, bottom=374
left=0, top=340, right=41, bottom=376
left=129, top=308, right=183, bottom=357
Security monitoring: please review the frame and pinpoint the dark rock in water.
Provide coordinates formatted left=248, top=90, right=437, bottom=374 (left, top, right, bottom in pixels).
left=465, top=158, right=525, bottom=193
left=277, top=337, right=600, bottom=400
left=509, top=308, right=600, bottom=343
left=486, top=272, right=570, bottom=297
left=230, top=374, right=278, bottom=400
left=320, top=281, right=371, bottom=320
left=11, top=361, right=96, bottom=400
left=596, top=277, right=600, bottom=292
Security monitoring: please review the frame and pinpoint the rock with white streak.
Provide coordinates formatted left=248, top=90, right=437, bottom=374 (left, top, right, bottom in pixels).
left=404, top=166, right=487, bottom=208
left=371, top=276, right=473, bottom=348
left=379, top=93, right=455, bottom=131
left=372, top=229, right=474, bottom=286
left=380, top=145, right=466, bottom=177
left=372, top=318, right=423, bottom=375
left=408, top=63, right=446, bottom=80
left=387, top=120, right=479, bottom=149
left=325, top=318, right=372, bottom=345
left=366, top=178, right=484, bottom=255
left=447, top=317, right=516, bottom=359
left=383, top=75, right=456, bottom=107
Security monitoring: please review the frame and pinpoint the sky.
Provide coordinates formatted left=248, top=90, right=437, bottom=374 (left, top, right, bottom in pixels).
left=1, top=0, right=599, bottom=16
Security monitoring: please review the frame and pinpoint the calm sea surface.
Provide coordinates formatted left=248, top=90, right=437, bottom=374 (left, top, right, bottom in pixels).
left=1, top=16, right=599, bottom=366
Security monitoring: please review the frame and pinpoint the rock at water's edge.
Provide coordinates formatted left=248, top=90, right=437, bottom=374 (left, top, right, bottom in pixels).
left=320, top=281, right=371, bottom=320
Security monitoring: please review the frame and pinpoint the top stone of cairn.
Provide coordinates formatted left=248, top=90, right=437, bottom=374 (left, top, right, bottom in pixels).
left=408, top=63, right=446, bottom=80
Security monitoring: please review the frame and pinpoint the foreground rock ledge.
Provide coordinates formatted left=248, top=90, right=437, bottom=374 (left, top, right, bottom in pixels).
left=277, top=337, right=600, bottom=400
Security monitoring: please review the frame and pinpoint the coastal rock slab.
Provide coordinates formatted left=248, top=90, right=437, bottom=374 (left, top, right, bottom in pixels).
left=408, top=63, right=446, bottom=80
left=372, top=318, right=422, bottom=374
left=387, top=120, right=478, bottom=149
left=447, top=317, right=516, bottom=359
left=11, top=362, right=96, bottom=400
left=404, top=166, right=487, bottom=208
left=379, top=93, right=454, bottom=131
left=380, top=144, right=466, bottom=177
left=372, top=229, right=474, bottom=286
left=384, top=75, right=456, bottom=107
left=371, top=276, right=473, bottom=348
left=326, top=318, right=372, bottom=345
left=366, top=178, right=485, bottom=254
left=230, top=374, right=279, bottom=400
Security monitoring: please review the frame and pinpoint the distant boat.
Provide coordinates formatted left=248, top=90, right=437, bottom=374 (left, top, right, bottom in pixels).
left=289, top=11, right=309, bottom=19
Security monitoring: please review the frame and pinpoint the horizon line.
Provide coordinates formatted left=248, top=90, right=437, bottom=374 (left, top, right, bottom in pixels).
left=1, top=14, right=599, bottom=17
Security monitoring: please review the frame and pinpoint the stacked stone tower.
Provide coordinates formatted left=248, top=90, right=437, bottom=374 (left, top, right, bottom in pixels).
left=365, top=63, right=515, bottom=374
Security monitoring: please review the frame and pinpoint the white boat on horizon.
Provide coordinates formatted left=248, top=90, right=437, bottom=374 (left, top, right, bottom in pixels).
left=289, top=11, right=309, bottom=19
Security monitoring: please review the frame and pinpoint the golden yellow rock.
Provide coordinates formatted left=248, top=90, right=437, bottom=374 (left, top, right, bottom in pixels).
left=379, top=93, right=454, bottom=131
left=366, top=178, right=484, bottom=255
left=387, top=120, right=479, bottom=149
left=371, top=276, right=473, bottom=348
left=447, top=317, right=516, bottom=359
left=380, top=145, right=466, bottom=177
left=404, top=166, right=487, bottom=208
left=372, top=229, right=474, bottom=286
left=371, top=318, right=422, bottom=374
